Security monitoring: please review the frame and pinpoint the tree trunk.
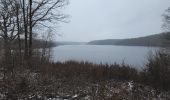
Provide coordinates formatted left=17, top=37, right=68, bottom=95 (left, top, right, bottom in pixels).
left=22, top=0, right=28, bottom=57
left=29, top=0, right=32, bottom=56
left=16, top=5, right=21, bottom=57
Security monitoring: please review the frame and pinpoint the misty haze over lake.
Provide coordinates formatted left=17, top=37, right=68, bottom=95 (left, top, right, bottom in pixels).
left=51, top=45, right=159, bottom=69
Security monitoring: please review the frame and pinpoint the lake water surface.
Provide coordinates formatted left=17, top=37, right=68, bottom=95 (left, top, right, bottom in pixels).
left=51, top=45, right=159, bottom=69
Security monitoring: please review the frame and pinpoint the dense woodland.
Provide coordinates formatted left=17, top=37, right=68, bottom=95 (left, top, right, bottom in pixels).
left=0, top=0, right=170, bottom=99
left=88, top=32, right=170, bottom=47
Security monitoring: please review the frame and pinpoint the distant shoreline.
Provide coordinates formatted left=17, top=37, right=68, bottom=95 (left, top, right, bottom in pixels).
left=87, top=33, right=170, bottom=47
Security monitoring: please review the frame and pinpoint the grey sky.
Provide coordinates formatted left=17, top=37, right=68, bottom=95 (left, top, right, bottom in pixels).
left=56, top=0, right=170, bottom=42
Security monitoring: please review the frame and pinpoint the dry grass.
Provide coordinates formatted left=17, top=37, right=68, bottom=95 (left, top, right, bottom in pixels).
left=0, top=49, right=170, bottom=99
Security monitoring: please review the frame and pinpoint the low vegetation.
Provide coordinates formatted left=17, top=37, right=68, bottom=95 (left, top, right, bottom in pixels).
left=143, top=50, right=170, bottom=91
left=0, top=49, right=170, bottom=99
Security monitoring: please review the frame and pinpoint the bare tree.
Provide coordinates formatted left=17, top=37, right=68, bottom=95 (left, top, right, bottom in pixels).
left=16, top=1, right=22, bottom=56
left=0, top=0, right=19, bottom=60
left=9, top=0, right=24, bottom=56
left=20, top=0, right=29, bottom=57
left=163, top=7, right=170, bottom=31
left=0, top=0, right=25, bottom=56
left=29, top=0, right=68, bottom=56
left=29, top=0, right=33, bottom=56
left=0, top=0, right=17, bottom=44
left=162, top=7, right=170, bottom=43
left=18, top=0, right=68, bottom=56
left=0, top=0, right=19, bottom=77
left=0, top=0, right=68, bottom=58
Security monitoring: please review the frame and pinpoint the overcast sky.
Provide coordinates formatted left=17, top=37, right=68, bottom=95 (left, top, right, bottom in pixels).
left=55, top=0, right=170, bottom=42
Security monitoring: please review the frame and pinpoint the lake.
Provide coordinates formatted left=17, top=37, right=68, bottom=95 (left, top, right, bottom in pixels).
left=51, top=45, right=159, bottom=69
